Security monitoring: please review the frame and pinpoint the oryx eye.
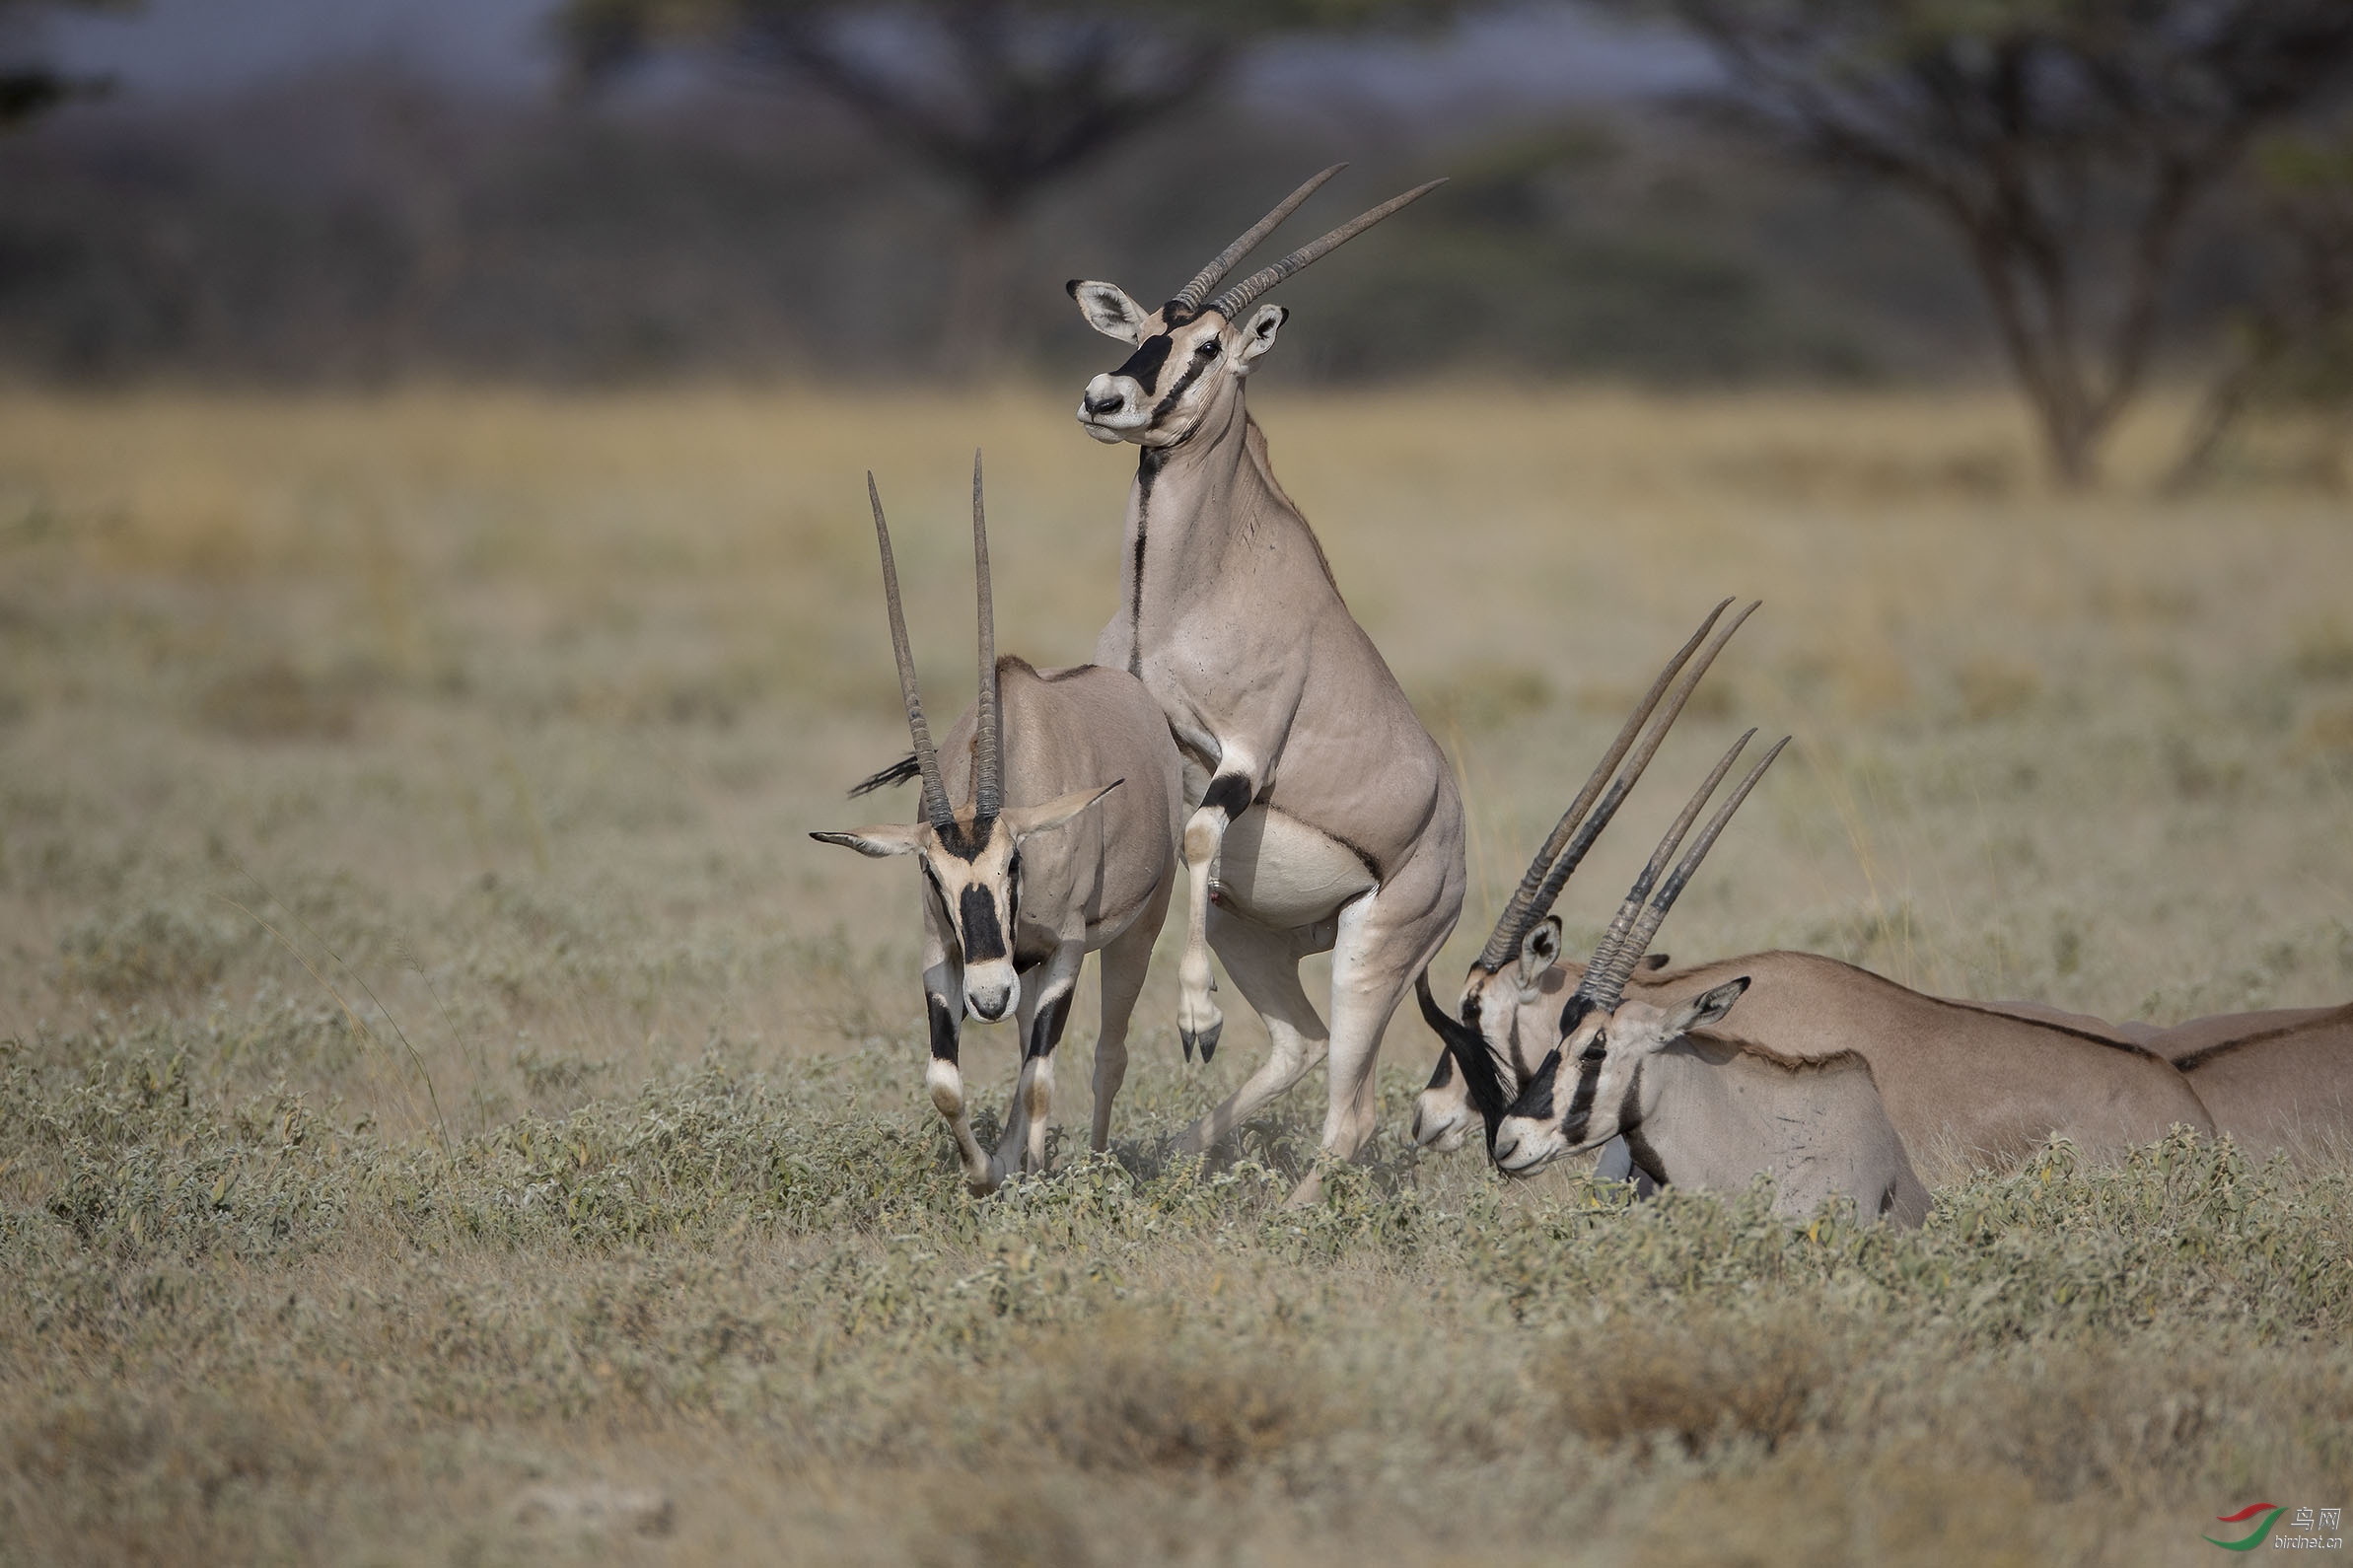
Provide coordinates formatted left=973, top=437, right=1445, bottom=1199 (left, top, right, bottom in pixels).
left=1193, top=339, right=1219, bottom=357
left=1579, top=1037, right=1607, bottom=1064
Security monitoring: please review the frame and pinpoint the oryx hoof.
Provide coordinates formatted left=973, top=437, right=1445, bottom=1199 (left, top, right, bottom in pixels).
left=1181, top=1019, right=1222, bottom=1063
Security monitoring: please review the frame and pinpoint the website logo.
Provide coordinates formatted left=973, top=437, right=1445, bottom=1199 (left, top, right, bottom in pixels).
left=2208, top=1504, right=2344, bottom=1552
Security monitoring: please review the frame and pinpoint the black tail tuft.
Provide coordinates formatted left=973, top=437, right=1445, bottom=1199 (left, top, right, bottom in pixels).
left=848, top=753, right=921, bottom=799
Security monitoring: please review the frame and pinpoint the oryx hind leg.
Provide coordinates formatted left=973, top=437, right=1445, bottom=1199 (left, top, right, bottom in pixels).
left=1091, top=883, right=1170, bottom=1154
left=1293, top=847, right=1462, bottom=1205
left=1175, top=906, right=1330, bottom=1159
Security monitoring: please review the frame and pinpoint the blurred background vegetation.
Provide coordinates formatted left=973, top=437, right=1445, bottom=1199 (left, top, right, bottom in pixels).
left=5, top=0, right=2353, bottom=486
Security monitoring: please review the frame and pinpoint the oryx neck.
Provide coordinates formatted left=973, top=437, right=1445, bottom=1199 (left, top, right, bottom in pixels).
left=1122, top=398, right=1330, bottom=674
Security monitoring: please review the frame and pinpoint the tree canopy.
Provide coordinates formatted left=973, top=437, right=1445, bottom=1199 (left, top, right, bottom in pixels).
left=1650, top=0, right=2353, bottom=484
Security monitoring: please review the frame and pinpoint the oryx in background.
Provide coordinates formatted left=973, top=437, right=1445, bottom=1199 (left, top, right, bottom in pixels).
left=1065, top=166, right=1464, bottom=1196
left=2165, top=1003, right=2353, bottom=1161
left=1426, top=727, right=1929, bottom=1224
left=814, top=458, right=1183, bottom=1194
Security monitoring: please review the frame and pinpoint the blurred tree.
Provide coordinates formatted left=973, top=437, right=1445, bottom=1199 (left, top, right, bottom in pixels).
left=1645, top=0, right=2353, bottom=486
left=2164, top=130, right=2353, bottom=491
left=0, top=0, right=133, bottom=129
left=554, top=0, right=1451, bottom=377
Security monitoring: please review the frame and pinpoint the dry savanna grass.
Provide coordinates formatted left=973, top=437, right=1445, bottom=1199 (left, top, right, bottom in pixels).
left=1, top=384, right=2351, bottom=1565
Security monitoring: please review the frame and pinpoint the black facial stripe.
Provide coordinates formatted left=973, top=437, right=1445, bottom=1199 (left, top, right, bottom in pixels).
left=1513, top=1049, right=1561, bottom=1123
left=1424, top=1044, right=1455, bottom=1090
left=927, top=991, right=960, bottom=1062
left=959, top=884, right=1008, bottom=962
left=1113, top=333, right=1174, bottom=394
left=1151, top=350, right=1215, bottom=420
left=1201, top=772, right=1251, bottom=820
left=1027, top=989, right=1074, bottom=1061
left=919, top=860, right=952, bottom=922
left=1560, top=1039, right=1606, bottom=1144
left=935, top=817, right=991, bottom=863
left=1558, top=992, right=1598, bottom=1040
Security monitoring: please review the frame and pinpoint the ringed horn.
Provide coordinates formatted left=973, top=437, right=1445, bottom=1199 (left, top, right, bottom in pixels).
left=1162, top=166, right=1448, bottom=323
left=1572, top=729, right=1792, bottom=1014
left=1471, top=599, right=1760, bottom=972
left=862, top=453, right=1007, bottom=830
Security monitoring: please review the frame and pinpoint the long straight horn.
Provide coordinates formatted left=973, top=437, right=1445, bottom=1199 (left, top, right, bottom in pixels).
left=1606, top=736, right=1790, bottom=989
left=970, top=450, right=1001, bottom=821
left=1204, top=178, right=1447, bottom=321
left=867, top=473, right=953, bottom=831
left=1574, top=729, right=1757, bottom=1013
left=1519, top=601, right=1759, bottom=933
left=1171, top=164, right=1346, bottom=316
left=1472, top=599, right=1747, bottom=971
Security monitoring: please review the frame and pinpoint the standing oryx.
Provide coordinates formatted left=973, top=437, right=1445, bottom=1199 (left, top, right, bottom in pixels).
left=1065, top=166, right=1465, bottom=1197
left=1425, top=726, right=1931, bottom=1225
left=814, top=458, right=1183, bottom=1194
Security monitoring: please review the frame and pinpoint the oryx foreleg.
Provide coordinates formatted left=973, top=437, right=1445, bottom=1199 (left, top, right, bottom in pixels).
left=1176, top=762, right=1259, bottom=1061
left=998, top=937, right=1086, bottom=1177
left=921, top=952, right=999, bottom=1195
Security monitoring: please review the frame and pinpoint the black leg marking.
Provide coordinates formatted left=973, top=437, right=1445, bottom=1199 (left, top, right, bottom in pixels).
left=927, top=992, right=960, bottom=1062
left=1201, top=772, right=1252, bottom=820
left=1027, top=989, right=1075, bottom=1061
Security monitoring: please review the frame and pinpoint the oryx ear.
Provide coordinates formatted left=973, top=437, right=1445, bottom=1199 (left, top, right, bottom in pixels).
left=1067, top=280, right=1151, bottom=345
left=1516, top=916, right=1563, bottom=997
left=810, top=825, right=924, bottom=859
left=1667, top=976, right=1750, bottom=1037
left=1642, top=952, right=1672, bottom=972
left=1006, top=780, right=1123, bottom=840
left=1235, top=304, right=1287, bottom=365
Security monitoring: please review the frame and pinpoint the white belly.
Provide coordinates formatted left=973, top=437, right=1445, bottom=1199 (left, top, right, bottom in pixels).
left=1215, top=806, right=1377, bottom=929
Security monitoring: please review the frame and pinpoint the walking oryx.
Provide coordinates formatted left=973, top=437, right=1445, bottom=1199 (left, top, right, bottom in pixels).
left=814, top=459, right=1183, bottom=1194
left=1065, top=166, right=1464, bottom=1197
left=2167, top=1003, right=2353, bottom=1160
left=1425, top=726, right=1930, bottom=1225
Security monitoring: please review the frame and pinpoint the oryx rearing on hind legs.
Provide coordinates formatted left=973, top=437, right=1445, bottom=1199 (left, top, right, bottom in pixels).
left=814, top=458, right=1183, bottom=1194
left=1067, top=166, right=1464, bottom=1198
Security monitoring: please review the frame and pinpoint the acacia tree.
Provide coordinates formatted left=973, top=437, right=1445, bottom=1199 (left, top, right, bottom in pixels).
left=2164, top=129, right=2353, bottom=490
left=1653, top=0, right=2353, bottom=487
left=557, top=0, right=1436, bottom=376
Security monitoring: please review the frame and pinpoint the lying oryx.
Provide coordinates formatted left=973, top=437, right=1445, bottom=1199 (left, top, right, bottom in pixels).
left=815, top=459, right=1183, bottom=1194
left=1424, top=727, right=1930, bottom=1224
left=1413, top=700, right=2216, bottom=1179
left=2167, top=1003, right=2353, bottom=1161
left=1065, top=166, right=1465, bottom=1197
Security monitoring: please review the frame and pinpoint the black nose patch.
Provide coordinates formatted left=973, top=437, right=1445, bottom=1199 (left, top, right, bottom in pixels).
left=1112, top=332, right=1174, bottom=394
